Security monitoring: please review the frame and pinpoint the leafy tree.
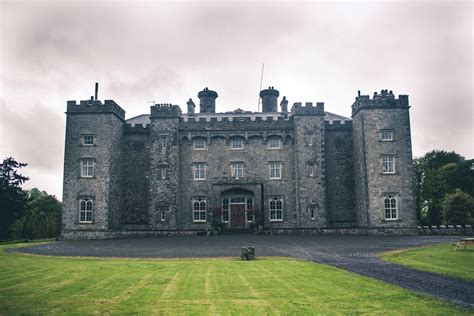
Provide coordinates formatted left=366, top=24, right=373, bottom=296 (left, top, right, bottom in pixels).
left=442, top=189, right=474, bottom=225
left=0, top=157, right=29, bottom=241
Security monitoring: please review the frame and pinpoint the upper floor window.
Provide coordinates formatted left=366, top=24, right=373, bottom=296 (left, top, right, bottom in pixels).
left=384, top=195, right=398, bottom=220
left=382, top=155, right=396, bottom=174
left=230, top=138, right=243, bottom=149
left=268, top=137, right=281, bottom=149
left=80, top=159, right=94, bottom=178
left=308, top=164, right=315, bottom=177
left=269, top=196, right=283, bottom=221
left=193, top=138, right=206, bottom=150
left=192, top=197, right=206, bottom=222
left=193, top=163, right=206, bottom=180
left=160, top=167, right=167, bottom=180
left=381, top=130, right=393, bottom=141
left=79, top=198, right=93, bottom=223
left=161, top=137, right=167, bottom=149
left=82, top=135, right=94, bottom=146
left=269, top=161, right=282, bottom=179
left=231, top=162, right=244, bottom=178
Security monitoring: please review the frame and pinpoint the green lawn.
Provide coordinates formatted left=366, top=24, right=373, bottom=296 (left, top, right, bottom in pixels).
left=0, top=243, right=469, bottom=315
left=381, top=243, right=474, bottom=281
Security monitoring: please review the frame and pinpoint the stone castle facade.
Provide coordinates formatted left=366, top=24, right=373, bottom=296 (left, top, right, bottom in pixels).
left=61, top=86, right=416, bottom=239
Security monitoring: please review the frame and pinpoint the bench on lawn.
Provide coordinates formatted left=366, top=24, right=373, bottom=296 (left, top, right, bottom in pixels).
left=453, top=238, right=474, bottom=251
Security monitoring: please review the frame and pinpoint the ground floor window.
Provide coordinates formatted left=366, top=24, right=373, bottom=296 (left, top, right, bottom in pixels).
left=222, top=198, right=230, bottom=223
left=79, top=198, right=93, bottom=223
left=193, top=197, right=206, bottom=222
left=384, top=195, right=398, bottom=220
left=269, top=196, right=283, bottom=221
left=246, top=198, right=254, bottom=222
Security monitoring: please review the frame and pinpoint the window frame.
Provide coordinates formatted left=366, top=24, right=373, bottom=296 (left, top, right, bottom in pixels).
left=80, top=159, right=95, bottom=178
left=268, top=137, right=281, bottom=149
left=193, top=163, right=206, bottom=180
left=192, top=197, right=207, bottom=222
left=222, top=198, right=230, bottom=223
left=82, top=135, right=95, bottom=146
left=79, top=198, right=93, bottom=223
left=231, top=162, right=244, bottom=179
left=246, top=198, right=254, bottom=222
left=309, top=205, right=317, bottom=220
left=381, top=130, right=394, bottom=141
left=230, top=138, right=244, bottom=150
left=382, top=155, right=396, bottom=174
left=383, top=195, right=398, bottom=220
left=269, top=196, right=283, bottom=222
left=308, top=164, right=315, bottom=177
left=193, top=138, right=207, bottom=150
left=269, top=161, right=282, bottom=179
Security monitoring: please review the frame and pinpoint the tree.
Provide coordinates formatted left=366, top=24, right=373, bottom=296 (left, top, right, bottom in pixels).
left=0, top=157, right=29, bottom=241
left=442, top=189, right=474, bottom=225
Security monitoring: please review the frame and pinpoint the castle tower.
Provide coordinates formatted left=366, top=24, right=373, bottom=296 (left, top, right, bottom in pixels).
left=292, top=101, right=327, bottom=228
left=62, top=98, right=125, bottom=239
left=148, top=103, right=182, bottom=230
left=260, top=87, right=279, bottom=112
left=198, top=88, right=218, bottom=113
left=351, top=90, right=416, bottom=232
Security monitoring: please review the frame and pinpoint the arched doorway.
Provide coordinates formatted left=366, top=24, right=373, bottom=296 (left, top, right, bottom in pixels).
left=220, top=188, right=254, bottom=229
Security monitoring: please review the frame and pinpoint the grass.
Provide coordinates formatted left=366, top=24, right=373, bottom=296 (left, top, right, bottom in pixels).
left=381, top=243, right=474, bottom=281
left=0, top=243, right=470, bottom=315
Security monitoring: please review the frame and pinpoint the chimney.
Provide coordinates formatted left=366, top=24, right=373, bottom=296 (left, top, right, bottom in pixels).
left=95, top=82, right=99, bottom=100
left=260, top=86, right=279, bottom=112
left=187, top=98, right=196, bottom=115
left=198, top=87, right=218, bottom=113
left=280, top=96, right=288, bottom=113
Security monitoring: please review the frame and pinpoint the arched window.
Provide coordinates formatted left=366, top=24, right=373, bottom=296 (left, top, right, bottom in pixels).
left=79, top=198, right=93, bottom=223
left=269, top=196, right=283, bottom=221
left=384, top=195, right=397, bottom=220
left=192, top=197, right=206, bottom=222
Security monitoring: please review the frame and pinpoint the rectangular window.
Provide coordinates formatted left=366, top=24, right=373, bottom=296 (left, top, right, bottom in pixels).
left=79, top=198, right=93, bottom=223
left=81, top=160, right=94, bottom=178
left=231, top=162, right=244, bottom=178
left=384, top=195, right=398, bottom=220
left=382, top=155, right=396, bottom=174
left=82, top=135, right=94, bottom=146
left=381, top=130, right=393, bottom=141
left=309, top=205, right=317, bottom=220
left=222, top=198, right=229, bottom=223
left=161, top=137, right=167, bottom=149
left=193, top=163, right=206, bottom=180
left=231, top=138, right=243, bottom=149
left=308, top=164, right=315, bottom=177
left=161, top=209, right=166, bottom=222
left=269, top=196, right=283, bottom=222
left=160, top=168, right=167, bottom=180
left=246, top=198, right=254, bottom=222
left=268, top=137, right=281, bottom=149
left=193, top=197, right=206, bottom=222
left=269, top=162, right=282, bottom=179
left=193, top=138, right=206, bottom=149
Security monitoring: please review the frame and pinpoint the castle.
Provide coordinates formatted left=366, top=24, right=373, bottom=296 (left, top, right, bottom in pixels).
left=61, top=85, right=416, bottom=239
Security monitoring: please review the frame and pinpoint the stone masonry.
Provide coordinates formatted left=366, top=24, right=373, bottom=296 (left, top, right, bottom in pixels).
left=61, top=86, right=417, bottom=239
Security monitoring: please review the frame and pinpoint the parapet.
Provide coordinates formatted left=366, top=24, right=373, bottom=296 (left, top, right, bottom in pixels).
left=66, top=99, right=125, bottom=120
left=291, top=102, right=325, bottom=115
left=150, top=103, right=182, bottom=118
left=351, top=89, right=409, bottom=117
left=124, top=123, right=150, bottom=135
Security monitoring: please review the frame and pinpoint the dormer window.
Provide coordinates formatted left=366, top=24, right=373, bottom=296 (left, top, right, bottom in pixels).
left=381, top=130, right=393, bottom=141
left=268, top=137, right=281, bottom=149
left=82, top=135, right=94, bottom=146
left=193, top=138, right=206, bottom=150
left=231, top=138, right=243, bottom=149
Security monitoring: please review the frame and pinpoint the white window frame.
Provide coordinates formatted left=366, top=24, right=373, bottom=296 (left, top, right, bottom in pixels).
left=193, top=163, right=206, bottom=180
left=80, top=159, right=94, bottom=178
left=192, top=197, right=207, bottom=222
left=79, top=198, right=93, bottom=223
left=268, top=137, right=281, bottom=149
left=82, top=135, right=94, bottom=146
left=381, top=130, right=393, bottom=141
left=193, top=138, right=207, bottom=150
left=269, top=196, right=283, bottom=222
left=384, top=195, right=398, bottom=220
left=269, top=161, right=282, bottom=179
left=382, top=155, right=396, bottom=174
left=231, top=162, right=244, bottom=179
left=230, top=138, right=243, bottom=150
left=222, top=198, right=230, bottom=223
left=246, top=198, right=254, bottom=222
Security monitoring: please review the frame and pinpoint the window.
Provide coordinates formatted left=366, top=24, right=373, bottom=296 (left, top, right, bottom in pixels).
left=382, top=155, right=396, bottom=174
left=231, top=138, right=243, bottom=149
left=222, top=198, right=229, bottom=223
left=269, top=196, right=283, bottom=221
left=193, top=138, right=206, bottom=150
left=381, top=130, right=393, bottom=141
left=81, top=159, right=94, bottom=178
left=268, top=137, right=281, bottom=149
left=308, top=164, right=315, bottom=177
left=246, top=198, right=254, bottom=222
left=193, top=197, right=206, bottom=222
left=193, top=163, right=206, bottom=180
left=160, top=167, right=167, bottom=180
left=231, top=162, right=244, bottom=178
left=161, top=137, right=167, bottom=149
left=384, top=195, right=398, bottom=220
left=79, top=198, right=93, bottom=223
left=82, top=135, right=94, bottom=146
left=308, top=205, right=317, bottom=220
left=160, top=208, right=166, bottom=222
left=269, top=162, right=282, bottom=179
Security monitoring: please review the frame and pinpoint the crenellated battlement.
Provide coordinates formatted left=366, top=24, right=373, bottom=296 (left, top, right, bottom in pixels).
left=291, top=102, right=325, bottom=115
left=351, top=89, right=409, bottom=117
left=325, top=119, right=353, bottom=130
left=124, top=123, right=150, bottom=134
left=150, top=104, right=182, bottom=118
left=66, top=99, right=126, bottom=120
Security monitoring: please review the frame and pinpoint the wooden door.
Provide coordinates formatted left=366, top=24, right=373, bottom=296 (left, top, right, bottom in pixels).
left=231, top=204, right=245, bottom=228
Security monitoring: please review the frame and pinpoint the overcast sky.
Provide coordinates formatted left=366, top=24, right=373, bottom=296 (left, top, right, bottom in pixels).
left=0, top=0, right=472, bottom=199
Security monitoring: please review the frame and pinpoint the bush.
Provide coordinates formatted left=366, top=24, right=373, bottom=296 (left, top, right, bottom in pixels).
left=442, top=189, right=474, bottom=225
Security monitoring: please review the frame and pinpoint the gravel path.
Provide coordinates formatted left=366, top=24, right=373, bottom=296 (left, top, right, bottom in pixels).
left=8, top=235, right=474, bottom=308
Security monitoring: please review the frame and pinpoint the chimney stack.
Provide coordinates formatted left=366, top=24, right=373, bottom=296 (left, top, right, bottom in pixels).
left=95, top=82, right=99, bottom=100
left=280, top=96, right=288, bottom=113
left=187, top=98, right=196, bottom=115
left=198, top=87, right=218, bottom=113
left=260, top=86, right=279, bottom=112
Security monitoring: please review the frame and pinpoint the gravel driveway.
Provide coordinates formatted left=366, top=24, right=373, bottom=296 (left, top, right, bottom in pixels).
left=8, top=235, right=474, bottom=308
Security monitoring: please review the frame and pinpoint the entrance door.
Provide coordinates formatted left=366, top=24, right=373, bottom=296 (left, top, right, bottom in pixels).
left=230, top=204, right=246, bottom=228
